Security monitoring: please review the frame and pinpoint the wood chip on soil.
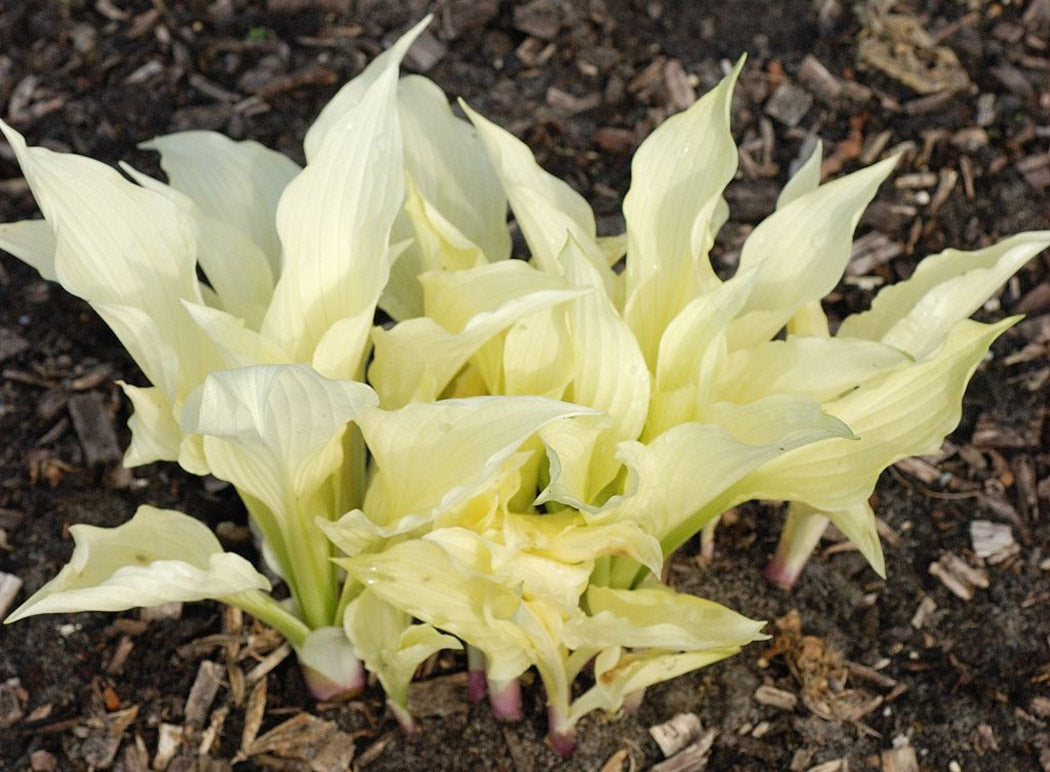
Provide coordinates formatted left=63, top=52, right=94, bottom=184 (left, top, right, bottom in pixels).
left=649, top=728, right=716, bottom=772
left=246, top=713, right=356, bottom=772
left=649, top=712, right=702, bottom=757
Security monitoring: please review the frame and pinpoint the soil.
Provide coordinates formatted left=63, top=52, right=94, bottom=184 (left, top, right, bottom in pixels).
left=1, top=1, right=1049, bottom=771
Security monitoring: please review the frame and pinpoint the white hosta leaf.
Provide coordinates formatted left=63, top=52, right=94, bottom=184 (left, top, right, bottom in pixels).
left=500, top=514, right=664, bottom=578
left=303, top=16, right=431, bottom=162
left=182, top=301, right=289, bottom=370
left=426, top=526, right=592, bottom=612
left=742, top=318, right=1015, bottom=512
left=263, top=46, right=405, bottom=375
left=603, top=397, right=853, bottom=554
left=382, top=183, right=488, bottom=320
left=563, top=243, right=650, bottom=437
left=5, top=506, right=269, bottom=621
left=310, top=306, right=377, bottom=386
left=399, top=75, right=510, bottom=264
left=598, top=232, right=627, bottom=266
left=623, top=60, right=742, bottom=301
left=426, top=514, right=662, bottom=611
left=557, top=240, right=650, bottom=495
left=536, top=417, right=609, bottom=511
left=192, top=217, right=275, bottom=328
left=93, top=303, right=183, bottom=399
left=340, top=539, right=532, bottom=682
left=0, top=121, right=216, bottom=397
left=370, top=261, right=586, bottom=407
left=824, top=501, right=885, bottom=577
left=502, top=305, right=577, bottom=399
left=459, top=101, right=615, bottom=299
left=712, top=336, right=910, bottom=405
left=776, top=141, right=822, bottom=208
left=423, top=259, right=584, bottom=333
left=838, top=231, right=1050, bottom=357
left=344, top=589, right=461, bottom=720
left=357, top=397, right=598, bottom=526
left=0, top=219, right=57, bottom=280
left=121, top=163, right=276, bottom=328
left=649, top=270, right=756, bottom=434
left=119, top=383, right=181, bottom=467
left=141, top=131, right=300, bottom=274
left=568, top=646, right=740, bottom=726
left=319, top=507, right=432, bottom=559
left=297, top=626, right=365, bottom=698
left=183, top=364, right=378, bottom=518
left=567, top=584, right=766, bottom=651
left=731, top=155, right=898, bottom=347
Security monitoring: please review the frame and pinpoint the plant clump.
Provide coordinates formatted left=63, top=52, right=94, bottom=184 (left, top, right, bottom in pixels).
left=2, top=16, right=1047, bottom=754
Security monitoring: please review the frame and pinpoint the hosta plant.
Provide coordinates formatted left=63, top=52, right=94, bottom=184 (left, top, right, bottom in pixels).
left=2, top=15, right=1048, bottom=754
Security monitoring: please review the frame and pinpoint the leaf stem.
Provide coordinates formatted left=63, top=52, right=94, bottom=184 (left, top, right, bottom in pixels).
left=764, top=503, right=829, bottom=590
left=231, top=590, right=310, bottom=648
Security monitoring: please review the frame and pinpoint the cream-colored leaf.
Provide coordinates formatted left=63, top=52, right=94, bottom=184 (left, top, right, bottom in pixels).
left=459, top=101, right=615, bottom=298
left=318, top=507, right=432, bottom=559
left=0, top=121, right=215, bottom=397
left=568, top=584, right=766, bottom=651
left=604, top=397, right=853, bottom=556
left=382, top=183, right=489, bottom=320
left=500, top=513, right=664, bottom=578
left=776, top=141, right=822, bottom=208
left=93, top=303, right=183, bottom=399
left=357, top=397, right=598, bottom=526
left=310, top=306, right=376, bottom=382
left=711, top=336, right=910, bottom=404
left=742, top=318, right=1016, bottom=512
left=340, top=539, right=532, bottom=682
left=559, top=240, right=650, bottom=493
left=536, top=417, right=610, bottom=511
left=302, top=16, right=431, bottom=162
left=183, top=364, right=378, bottom=518
left=0, top=219, right=57, bottom=280
left=623, top=60, right=742, bottom=299
left=646, top=271, right=755, bottom=437
left=262, top=50, right=404, bottom=372
left=182, top=301, right=289, bottom=370
left=370, top=262, right=586, bottom=407
left=502, top=305, right=577, bottom=399
left=399, top=75, right=510, bottom=263
left=122, top=161, right=277, bottom=327
left=568, top=646, right=741, bottom=725
left=423, top=259, right=584, bottom=333
left=5, top=506, right=269, bottom=621
left=344, top=589, right=460, bottom=715
left=731, top=155, right=898, bottom=347
left=838, top=231, right=1050, bottom=357
left=141, top=131, right=299, bottom=274
left=424, top=526, right=593, bottom=611
left=655, top=270, right=755, bottom=394
left=119, top=383, right=181, bottom=467
left=825, top=501, right=885, bottom=577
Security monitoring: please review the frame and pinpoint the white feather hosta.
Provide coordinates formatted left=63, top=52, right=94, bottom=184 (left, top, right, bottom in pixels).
left=368, top=58, right=1050, bottom=596
left=3, top=15, right=1048, bottom=753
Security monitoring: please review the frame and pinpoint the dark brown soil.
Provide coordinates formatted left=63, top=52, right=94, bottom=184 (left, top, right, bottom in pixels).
left=1, top=1, right=1049, bottom=771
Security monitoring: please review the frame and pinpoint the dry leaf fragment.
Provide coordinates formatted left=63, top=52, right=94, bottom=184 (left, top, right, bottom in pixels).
left=754, top=684, right=799, bottom=711
left=880, top=743, right=919, bottom=772
left=649, top=729, right=716, bottom=772
left=649, top=712, right=702, bottom=757
left=184, top=662, right=224, bottom=727
left=238, top=677, right=267, bottom=759
left=247, top=713, right=355, bottom=772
